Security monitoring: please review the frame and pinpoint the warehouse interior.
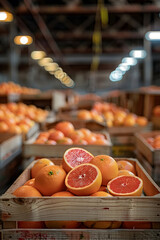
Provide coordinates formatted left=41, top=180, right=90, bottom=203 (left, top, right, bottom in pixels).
left=0, top=0, right=160, bottom=93
left=0, top=0, right=160, bottom=238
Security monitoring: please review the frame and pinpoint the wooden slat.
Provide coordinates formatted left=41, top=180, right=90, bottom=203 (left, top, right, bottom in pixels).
left=2, top=229, right=160, bottom=240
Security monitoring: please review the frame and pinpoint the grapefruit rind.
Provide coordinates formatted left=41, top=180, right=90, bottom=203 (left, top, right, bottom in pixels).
left=65, top=163, right=102, bottom=196
left=107, top=175, right=143, bottom=196
left=63, top=147, right=94, bottom=173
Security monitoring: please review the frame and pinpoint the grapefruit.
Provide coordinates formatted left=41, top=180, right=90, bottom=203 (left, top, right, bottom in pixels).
left=62, top=147, right=94, bottom=173
left=90, top=155, right=118, bottom=185
left=118, top=170, right=135, bottom=177
left=65, top=163, right=102, bottom=196
left=107, top=175, right=143, bottom=196
left=84, top=221, right=111, bottom=229
left=117, top=160, right=136, bottom=175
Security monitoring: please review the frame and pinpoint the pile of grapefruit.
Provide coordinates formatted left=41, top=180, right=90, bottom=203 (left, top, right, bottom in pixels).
left=147, top=135, right=160, bottom=149
left=34, top=121, right=109, bottom=145
left=13, top=147, right=147, bottom=230
left=77, top=102, right=148, bottom=127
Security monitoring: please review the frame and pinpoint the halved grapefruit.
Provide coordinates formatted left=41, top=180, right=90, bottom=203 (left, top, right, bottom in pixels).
left=107, top=175, right=143, bottom=196
left=65, top=163, right=102, bottom=196
left=62, top=147, right=94, bottom=173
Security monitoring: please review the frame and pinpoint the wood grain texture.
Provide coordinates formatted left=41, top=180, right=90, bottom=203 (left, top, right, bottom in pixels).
left=1, top=229, right=160, bottom=240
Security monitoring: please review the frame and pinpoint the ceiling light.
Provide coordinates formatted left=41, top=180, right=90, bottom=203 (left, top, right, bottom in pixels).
left=0, top=11, right=13, bottom=22
left=44, top=63, right=59, bottom=71
left=14, top=35, right=33, bottom=45
left=118, top=63, right=130, bottom=71
left=122, top=57, right=137, bottom=66
left=145, top=31, right=160, bottom=40
left=38, top=57, right=53, bottom=66
left=129, top=50, right=146, bottom=59
left=109, top=70, right=123, bottom=82
left=31, top=51, right=46, bottom=60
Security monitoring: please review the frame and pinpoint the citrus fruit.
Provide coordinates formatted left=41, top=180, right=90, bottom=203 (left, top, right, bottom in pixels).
left=90, top=191, right=112, bottom=197
left=31, top=158, right=54, bottom=178
left=48, top=130, right=64, bottom=141
left=57, top=137, right=73, bottom=145
left=107, top=175, right=143, bottom=196
left=122, top=221, right=151, bottom=229
left=98, top=185, right=107, bottom=192
left=90, top=155, right=118, bottom=185
left=35, top=165, right=66, bottom=196
left=24, top=178, right=35, bottom=187
left=117, top=160, right=136, bottom=175
left=84, top=221, right=111, bottom=229
left=118, top=170, right=135, bottom=177
left=62, top=147, right=94, bottom=173
left=13, top=186, right=42, bottom=197
left=65, top=163, right=102, bottom=196
left=55, top=121, right=74, bottom=136
left=18, top=221, right=44, bottom=229
left=110, top=221, right=122, bottom=229
left=45, top=221, right=79, bottom=229
left=52, top=191, right=74, bottom=197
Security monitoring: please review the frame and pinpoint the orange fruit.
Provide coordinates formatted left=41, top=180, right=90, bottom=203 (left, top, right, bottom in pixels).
left=123, top=114, right=136, bottom=126
left=136, top=116, right=148, bottom=126
left=93, top=138, right=109, bottom=145
left=65, top=163, right=102, bottom=196
left=77, top=110, right=92, bottom=120
left=84, top=221, right=111, bottom=229
left=45, top=221, right=79, bottom=229
left=90, top=191, right=112, bottom=197
left=107, top=175, right=143, bottom=196
left=56, top=137, right=73, bottom=145
left=55, top=121, right=74, bottom=136
left=0, top=121, right=9, bottom=132
left=83, top=134, right=97, bottom=144
left=122, top=221, right=151, bottom=229
left=90, top=155, right=118, bottom=185
left=73, top=139, right=88, bottom=145
left=35, top=165, right=66, bottom=196
left=31, top=158, right=54, bottom=178
left=98, top=185, right=107, bottom=192
left=24, top=178, right=35, bottom=187
left=46, top=140, right=57, bottom=145
left=62, top=147, right=94, bottom=173
left=153, top=105, right=160, bottom=117
left=118, top=170, right=135, bottom=177
left=48, top=130, right=64, bottom=141
left=13, top=186, right=42, bottom=197
left=117, top=160, right=136, bottom=175
left=110, top=221, right=122, bottom=229
left=80, top=128, right=92, bottom=136
left=52, top=191, right=74, bottom=197
left=67, top=130, right=84, bottom=141
left=18, top=221, right=44, bottom=229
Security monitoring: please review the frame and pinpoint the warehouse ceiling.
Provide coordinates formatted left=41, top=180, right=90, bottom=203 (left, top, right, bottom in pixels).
left=0, top=0, right=160, bottom=91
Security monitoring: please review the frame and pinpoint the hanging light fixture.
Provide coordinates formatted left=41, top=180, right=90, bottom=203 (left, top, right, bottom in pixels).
left=0, top=11, right=13, bottom=22
left=14, top=35, right=33, bottom=45
left=44, top=62, right=59, bottom=71
left=31, top=51, right=46, bottom=60
left=38, top=57, right=53, bottom=66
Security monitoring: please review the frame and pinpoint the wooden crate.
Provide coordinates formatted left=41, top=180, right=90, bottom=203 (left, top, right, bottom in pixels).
left=0, top=158, right=160, bottom=239
left=108, top=123, right=152, bottom=158
left=143, top=92, right=160, bottom=120
left=0, top=133, right=22, bottom=168
left=135, top=131, right=160, bottom=165
left=152, top=116, right=160, bottom=130
left=23, top=131, right=112, bottom=158
left=23, top=123, right=39, bottom=141
left=0, top=93, right=20, bottom=103
left=136, top=150, right=160, bottom=186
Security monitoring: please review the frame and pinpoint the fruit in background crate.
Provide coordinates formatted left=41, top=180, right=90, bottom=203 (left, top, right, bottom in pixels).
left=48, top=130, right=64, bottom=141
left=123, top=114, right=136, bottom=127
left=147, top=135, right=160, bottom=149
left=35, top=165, right=66, bottom=196
left=18, top=221, right=44, bottom=229
left=77, top=110, right=92, bottom=120
left=136, top=116, right=148, bottom=126
left=107, top=175, right=143, bottom=196
left=153, top=105, right=160, bottom=117
left=117, top=160, right=136, bottom=175
left=31, top=158, right=54, bottom=178
left=55, top=121, right=75, bottom=136
left=13, top=185, right=42, bottom=197
left=65, top=163, right=102, bottom=196
left=57, top=137, right=73, bottom=145
left=90, top=155, right=118, bottom=185
left=62, top=147, right=94, bottom=172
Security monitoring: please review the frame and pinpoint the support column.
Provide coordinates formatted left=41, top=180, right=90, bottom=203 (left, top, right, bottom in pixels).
left=144, top=38, right=152, bottom=86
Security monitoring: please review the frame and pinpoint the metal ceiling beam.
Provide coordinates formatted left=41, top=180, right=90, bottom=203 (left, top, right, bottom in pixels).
left=23, top=0, right=64, bottom=62
left=16, top=4, right=160, bottom=14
